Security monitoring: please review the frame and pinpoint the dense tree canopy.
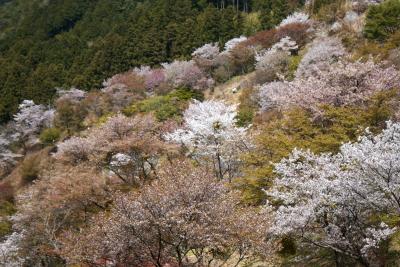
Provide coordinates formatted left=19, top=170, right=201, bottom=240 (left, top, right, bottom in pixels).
left=0, top=0, right=304, bottom=122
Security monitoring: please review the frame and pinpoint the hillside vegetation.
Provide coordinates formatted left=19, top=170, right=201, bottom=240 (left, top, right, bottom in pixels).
left=1, top=0, right=400, bottom=266
left=0, top=0, right=304, bottom=122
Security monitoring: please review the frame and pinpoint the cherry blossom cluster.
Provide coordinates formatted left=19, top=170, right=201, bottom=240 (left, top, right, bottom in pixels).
left=223, top=36, right=248, bottom=53
left=268, top=121, right=400, bottom=265
left=296, top=36, right=346, bottom=78
left=165, top=100, right=249, bottom=180
left=191, top=42, right=220, bottom=60
left=255, top=36, right=298, bottom=73
left=12, top=100, right=55, bottom=148
left=61, top=161, right=271, bottom=266
left=258, top=59, right=400, bottom=113
left=55, top=113, right=166, bottom=186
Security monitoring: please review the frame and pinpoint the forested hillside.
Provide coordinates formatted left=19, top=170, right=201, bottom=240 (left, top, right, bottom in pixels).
left=1, top=0, right=400, bottom=266
left=0, top=0, right=303, bottom=122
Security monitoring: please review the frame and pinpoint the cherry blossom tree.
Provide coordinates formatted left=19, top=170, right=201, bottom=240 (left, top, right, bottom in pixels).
left=296, top=36, right=346, bottom=78
left=0, top=130, right=23, bottom=178
left=144, top=68, right=166, bottom=91
left=11, top=164, right=110, bottom=266
left=102, top=72, right=146, bottom=110
left=277, top=12, right=310, bottom=28
left=223, top=36, right=248, bottom=53
left=55, top=114, right=169, bottom=186
left=61, top=161, right=271, bottom=266
left=258, top=60, right=400, bottom=114
left=192, top=43, right=220, bottom=75
left=132, top=65, right=152, bottom=77
left=13, top=100, right=55, bottom=150
left=165, top=100, right=249, bottom=180
left=267, top=121, right=400, bottom=265
left=271, top=36, right=299, bottom=54
left=192, top=42, right=220, bottom=60
left=162, top=60, right=206, bottom=89
left=56, top=88, right=86, bottom=103
left=54, top=136, right=95, bottom=164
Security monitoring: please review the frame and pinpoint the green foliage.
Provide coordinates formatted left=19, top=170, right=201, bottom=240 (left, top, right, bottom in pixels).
left=308, top=0, right=341, bottom=14
left=236, top=106, right=254, bottom=127
left=40, top=127, right=61, bottom=145
left=313, top=0, right=346, bottom=23
left=0, top=200, right=15, bottom=216
left=123, top=88, right=203, bottom=121
left=279, top=236, right=297, bottom=257
left=353, top=30, right=400, bottom=62
left=0, top=200, right=16, bottom=239
left=237, top=90, right=400, bottom=204
left=364, top=0, right=400, bottom=41
left=287, top=55, right=302, bottom=80
left=243, top=12, right=262, bottom=36
left=253, top=0, right=292, bottom=29
left=236, top=87, right=257, bottom=127
left=0, top=0, right=247, bottom=123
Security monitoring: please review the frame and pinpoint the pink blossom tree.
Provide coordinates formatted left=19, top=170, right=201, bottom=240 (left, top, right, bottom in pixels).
left=258, top=60, right=400, bottom=114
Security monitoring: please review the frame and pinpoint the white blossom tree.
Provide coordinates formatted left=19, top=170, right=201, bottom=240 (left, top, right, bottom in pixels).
left=267, top=121, right=400, bottom=265
left=278, top=12, right=310, bottom=28
left=165, top=100, right=249, bottom=180
left=13, top=100, right=55, bottom=150
left=61, top=161, right=271, bottom=266
left=0, top=129, right=23, bottom=177
left=56, top=88, right=86, bottom=103
left=223, top=36, right=248, bottom=53
left=192, top=42, right=220, bottom=60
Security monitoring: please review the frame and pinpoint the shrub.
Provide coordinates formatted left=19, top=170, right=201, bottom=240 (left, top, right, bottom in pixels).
left=213, top=64, right=234, bottom=83
left=39, top=128, right=61, bottom=145
left=123, top=88, right=203, bottom=121
left=236, top=106, right=254, bottom=127
left=314, top=0, right=345, bottom=23
left=229, top=44, right=256, bottom=75
left=19, top=155, right=41, bottom=184
left=0, top=182, right=14, bottom=203
left=0, top=200, right=16, bottom=239
left=308, top=0, right=340, bottom=14
left=236, top=87, right=258, bottom=127
left=287, top=55, right=302, bottom=80
left=364, top=0, right=400, bottom=41
left=55, top=99, right=88, bottom=135
left=244, top=28, right=278, bottom=49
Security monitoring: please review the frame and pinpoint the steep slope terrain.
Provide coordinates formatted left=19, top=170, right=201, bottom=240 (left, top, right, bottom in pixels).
left=1, top=0, right=400, bottom=266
